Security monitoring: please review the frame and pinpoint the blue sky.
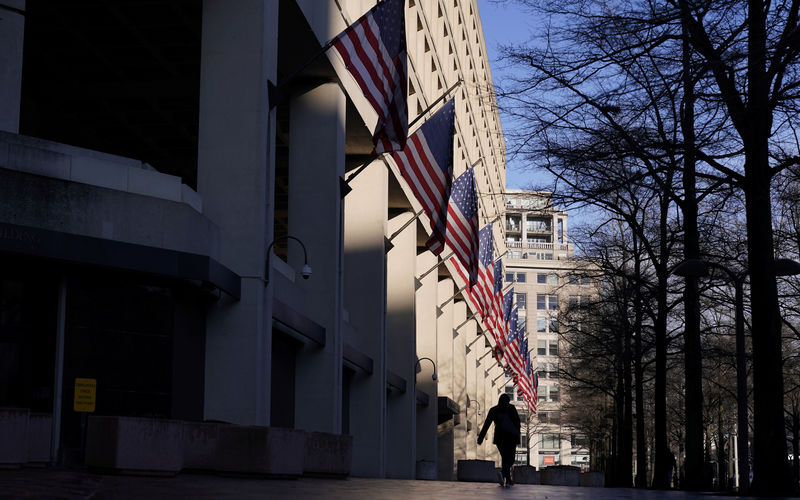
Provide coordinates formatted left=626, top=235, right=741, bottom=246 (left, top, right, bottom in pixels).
left=475, top=0, right=544, bottom=191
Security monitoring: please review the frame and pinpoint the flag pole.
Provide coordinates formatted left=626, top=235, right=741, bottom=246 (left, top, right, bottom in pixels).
left=386, top=208, right=424, bottom=243
left=268, top=39, right=337, bottom=109
left=343, top=79, right=463, bottom=189
left=417, top=251, right=455, bottom=281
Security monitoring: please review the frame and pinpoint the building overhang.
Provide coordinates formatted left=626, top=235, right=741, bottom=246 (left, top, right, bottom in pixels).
left=0, top=221, right=240, bottom=298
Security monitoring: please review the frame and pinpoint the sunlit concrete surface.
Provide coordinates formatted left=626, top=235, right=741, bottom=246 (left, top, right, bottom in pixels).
left=0, top=469, right=778, bottom=500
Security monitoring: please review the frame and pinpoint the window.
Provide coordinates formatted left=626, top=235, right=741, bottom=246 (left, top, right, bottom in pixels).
left=537, top=294, right=546, bottom=310
left=550, top=384, right=560, bottom=402
left=547, top=273, right=558, bottom=285
left=539, top=412, right=548, bottom=423
left=509, top=251, right=522, bottom=259
left=550, top=412, right=561, bottom=425
left=581, top=277, right=591, bottom=285
left=539, top=453, right=561, bottom=467
left=537, top=273, right=547, bottom=284
left=516, top=273, right=526, bottom=283
left=516, top=293, right=527, bottom=310
left=548, top=294, right=558, bottom=310
left=580, top=296, right=591, bottom=309
left=571, top=433, right=588, bottom=448
left=549, top=318, right=558, bottom=333
left=537, top=317, right=547, bottom=332
left=569, top=295, right=579, bottom=307
left=505, top=386, right=514, bottom=398
left=568, top=275, right=579, bottom=285
left=549, top=340, right=559, bottom=356
left=538, top=385, right=548, bottom=402
left=537, top=340, right=547, bottom=356
left=506, top=273, right=514, bottom=283
left=540, top=433, right=560, bottom=449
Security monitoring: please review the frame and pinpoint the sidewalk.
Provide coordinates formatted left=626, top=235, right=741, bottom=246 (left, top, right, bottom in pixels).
left=0, top=468, right=776, bottom=500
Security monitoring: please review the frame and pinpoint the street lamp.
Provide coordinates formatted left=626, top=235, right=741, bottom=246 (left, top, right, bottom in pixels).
left=672, top=257, right=800, bottom=494
left=415, top=357, right=438, bottom=381
left=264, top=235, right=312, bottom=285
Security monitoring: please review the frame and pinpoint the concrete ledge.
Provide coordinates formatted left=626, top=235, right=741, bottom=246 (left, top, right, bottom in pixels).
left=541, top=465, right=581, bottom=486
left=580, top=471, right=604, bottom=487
left=215, top=425, right=306, bottom=477
left=0, top=408, right=29, bottom=466
left=513, top=465, right=540, bottom=484
left=86, top=416, right=183, bottom=475
left=27, top=413, right=52, bottom=464
left=182, top=422, right=220, bottom=472
left=456, top=459, right=497, bottom=482
left=303, top=432, right=352, bottom=477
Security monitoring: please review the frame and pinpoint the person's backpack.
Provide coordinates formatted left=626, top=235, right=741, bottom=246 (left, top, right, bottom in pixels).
left=496, top=409, right=520, bottom=436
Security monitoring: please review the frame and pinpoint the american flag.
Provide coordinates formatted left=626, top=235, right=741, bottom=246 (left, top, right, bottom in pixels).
left=332, top=0, right=408, bottom=153
left=520, top=338, right=529, bottom=362
left=502, top=289, right=514, bottom=322
left=437, top=167, right=479, bottom=285
left=507, top=307, right=519, bottom=342
left=472, top=224, right=495, bottom=317
left=392, top=100, right=455, bottom=252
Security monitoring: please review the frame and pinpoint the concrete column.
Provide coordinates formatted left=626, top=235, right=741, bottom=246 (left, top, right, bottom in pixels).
left=552, top=214, right=559, bottom=245
left=343, top=158, right=387, bottom=477
left=436, top=278, right=454, bottom=480
left=465, top=321, right=478, bottom=459
left=452, top=301, right=468, bottom=473
left=197, top=0, right=277, bottom=425
left=385, top=211, right=417, bottom=478
left=0, top=1, right=24, bottom=133
left=415, top=250, right=438, bottom=476
left=520, top=212, right=527, bottom=249
left=289, top=82, right=345, bottom=434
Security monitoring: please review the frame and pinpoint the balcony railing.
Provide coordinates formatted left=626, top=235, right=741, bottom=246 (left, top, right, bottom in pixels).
left=507, top=241, right=522, bottom=248
left=526, top=242, right=571, bottom=251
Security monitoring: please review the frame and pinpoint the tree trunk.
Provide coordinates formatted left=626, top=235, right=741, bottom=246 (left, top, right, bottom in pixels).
left=743, top=2, right=789, bottom=495
left=678, top=8, right=704, bottom=491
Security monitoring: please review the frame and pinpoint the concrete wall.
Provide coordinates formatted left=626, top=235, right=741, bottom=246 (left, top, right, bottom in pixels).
left=0, top=1, right=24, bottom=133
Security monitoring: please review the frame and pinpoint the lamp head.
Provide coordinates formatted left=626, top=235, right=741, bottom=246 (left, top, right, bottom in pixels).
left=673, top=259, right=710, bottom=278
left=301, top=264, right=312, bottom=280
left=775, top=258, right=800, bottom=277
left=432, top=372, right=438, bottom=381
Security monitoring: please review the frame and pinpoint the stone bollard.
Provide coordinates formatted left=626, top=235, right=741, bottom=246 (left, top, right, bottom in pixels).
left=416, top=460, right=437, bottom=480
left=182, top=421, right=220, bottom=472
left=0, top=408, right=29, bottom=466
left=27, top=413, right=52, bottom=465
left=541, top=465, right=581, bottom=486
left=513, top=465, right=540, bottom=484
left=86, top=416, right=184, bottom=475
left=303, top=432, right=352, bottom=477
left=456, top=459, right=497, bottom=482
left=580, top=471, right=605, bottom=487
left=215, top=425, right=306, bottom=477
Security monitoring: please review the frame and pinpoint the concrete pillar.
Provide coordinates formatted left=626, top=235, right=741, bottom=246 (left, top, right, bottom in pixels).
left=520, top=212, right=527, bottom=249
left=197, top=0, right=277, bottom=425
left=452, top=301, right=468, bottom=473
left=415, top=250, right=438, bottom=475
left=465, top=321, right=478, bottom=459
left=289, top=82, right=345, bottom=434
left=343, top=158, right=387, bottom=477
left=0, top=1, right=24, bottom=133
left=436, top=278, right=454, bottom=480
left=385, top=211, right=417, bottom=478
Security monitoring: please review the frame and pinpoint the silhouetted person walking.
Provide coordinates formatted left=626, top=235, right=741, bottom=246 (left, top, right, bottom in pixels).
left=477, top=394, right=521, bottom=486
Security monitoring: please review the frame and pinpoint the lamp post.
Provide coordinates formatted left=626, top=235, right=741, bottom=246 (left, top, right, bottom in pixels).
left=415, top=357, right=437, bottom=381
left=673, top=257, right=800, bottom=494
left=264, top=235, right=311, bottom=285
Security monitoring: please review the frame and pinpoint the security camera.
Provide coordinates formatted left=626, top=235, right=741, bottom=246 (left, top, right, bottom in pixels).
left=301, top=264, right=312, bottom=280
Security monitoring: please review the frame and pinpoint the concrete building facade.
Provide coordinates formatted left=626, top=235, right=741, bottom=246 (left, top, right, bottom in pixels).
left=503, top=190, right=592, bottom=470
left=0, top=0, right=511, bottom=479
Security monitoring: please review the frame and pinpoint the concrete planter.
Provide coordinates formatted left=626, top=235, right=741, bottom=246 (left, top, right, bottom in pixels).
left=27, top=413, right=52, bottom=464
left=215, top=425, right=306, bottom=477
left=542, top=465, right=581, bottom=486
left=303, top=431, right=352, bottom=477
left=513, top=465, right=540, bottom=484
left=456, top=459, right=497, bottom=482
left=85, top=416, right=183, bottom=475
left=182, top=421, right=220, bottom=472
left=416, top=460, right=437, bottom=480
left=580, top=471, right=605, bottom=487
left=0, top=408, right=29, bottom=466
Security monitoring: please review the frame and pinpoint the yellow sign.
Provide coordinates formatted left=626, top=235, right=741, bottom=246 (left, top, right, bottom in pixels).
left=73, top=378, right=96, bottom=413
